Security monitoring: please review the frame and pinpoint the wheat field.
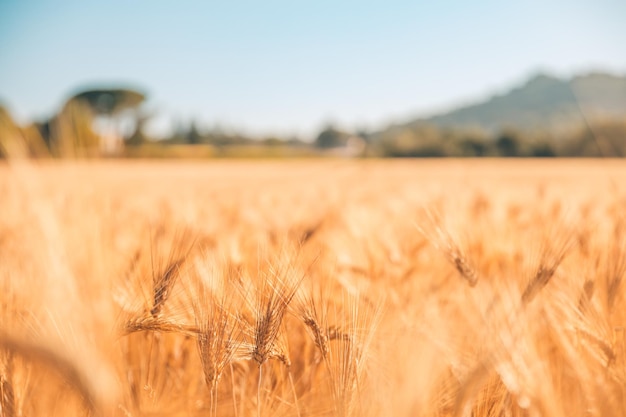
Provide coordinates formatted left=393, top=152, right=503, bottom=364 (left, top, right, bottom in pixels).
left=1, top=159, right=626, bottom=417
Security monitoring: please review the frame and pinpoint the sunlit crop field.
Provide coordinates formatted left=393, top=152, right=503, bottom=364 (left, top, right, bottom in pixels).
left=1, top=159, right=626, bottom=417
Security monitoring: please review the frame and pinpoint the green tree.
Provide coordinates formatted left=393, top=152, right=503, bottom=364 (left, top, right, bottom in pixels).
left=531, top=142, right=556, bottom=157
left=459, top=137, right=488, bottom=157
left=315, top=125, right=350, bottom=148
left=126, top=111, right=151, bottom=146
left=495, top=131, right=520, bottom=157
left=185, top=121, right=202, bottom=145
left=71, top=88, right=145, bottom=115
left=69, top=87, right=146, bottom=154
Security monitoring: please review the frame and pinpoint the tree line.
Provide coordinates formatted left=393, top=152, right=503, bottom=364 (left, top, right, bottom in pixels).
left=2, top=86, right=625, bottom=158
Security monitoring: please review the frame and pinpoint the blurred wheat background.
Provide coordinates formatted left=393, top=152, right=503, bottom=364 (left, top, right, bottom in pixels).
left=1, top=159, right=625, bottom=417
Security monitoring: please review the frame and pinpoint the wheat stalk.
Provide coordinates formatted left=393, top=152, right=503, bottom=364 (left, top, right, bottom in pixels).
left=0, top=332, right=105, bottom=416
left=521, top=226, right=574, bottom=305
left=149, top=228, right=195, bottom=317
left=416, top=209, right=480, bottom=286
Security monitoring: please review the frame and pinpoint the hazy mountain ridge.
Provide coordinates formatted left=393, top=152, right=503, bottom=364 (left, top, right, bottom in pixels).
left=409, top=71, right=626, bottom=134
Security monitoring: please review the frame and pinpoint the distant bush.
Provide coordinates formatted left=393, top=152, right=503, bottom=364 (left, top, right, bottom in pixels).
left=314, top=126, right=351, bottom=149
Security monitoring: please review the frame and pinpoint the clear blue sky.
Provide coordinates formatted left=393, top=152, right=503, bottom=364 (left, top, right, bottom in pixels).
left=1, top=0, right=625, bottom=138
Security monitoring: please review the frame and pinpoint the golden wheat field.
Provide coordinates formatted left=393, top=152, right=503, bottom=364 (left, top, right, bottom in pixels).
left=1, top=159, right=626, bottom=417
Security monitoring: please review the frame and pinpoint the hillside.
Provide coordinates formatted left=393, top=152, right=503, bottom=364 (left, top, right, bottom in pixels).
left=413, top=71, right=626, bottom=133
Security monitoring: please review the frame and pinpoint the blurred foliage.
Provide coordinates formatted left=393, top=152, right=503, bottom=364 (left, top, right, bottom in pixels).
left=495, top=130, right=520, bottom=157
left=68, top=88, right=146, bottom=155
left=51, top=100, right=101, bottom=157
left=8, top=87, right=148, bottom=158
left=314, top=125, right=351, bottom=148
left=72, top=88, right=145, bottom=116
left=2, top=81, right=626, bottom=159
left=363, top=119, right=626, bottom=158
left=0, top=105, right=49, bottom=158
left=125, top=111, right=151, bottom=146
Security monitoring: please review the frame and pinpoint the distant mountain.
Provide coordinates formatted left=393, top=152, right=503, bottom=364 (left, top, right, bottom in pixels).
left=406, top=71, right=626, bottom=134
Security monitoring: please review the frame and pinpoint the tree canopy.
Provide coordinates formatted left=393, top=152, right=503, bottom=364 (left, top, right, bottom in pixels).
left=70, top=88, right=146, bottom=115
left=314, top=126, right=350, bottom=149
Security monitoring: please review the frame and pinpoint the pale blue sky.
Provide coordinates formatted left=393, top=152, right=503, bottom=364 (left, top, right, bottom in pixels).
left=1, top=0, right=625, bottom=138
